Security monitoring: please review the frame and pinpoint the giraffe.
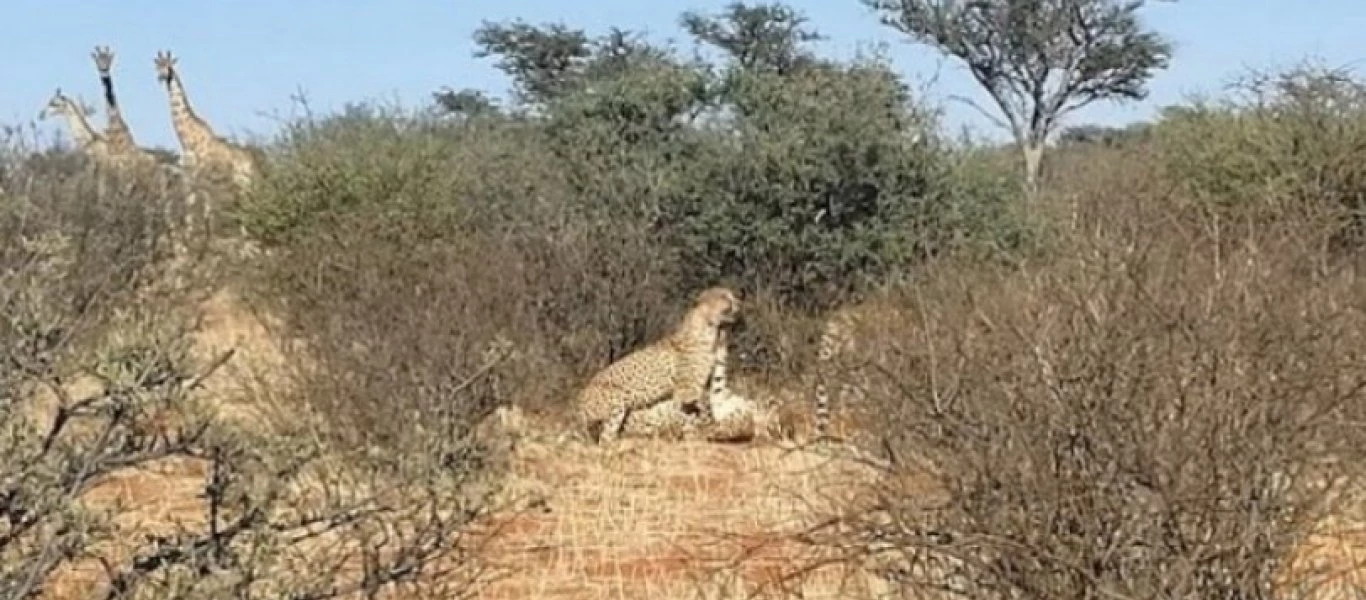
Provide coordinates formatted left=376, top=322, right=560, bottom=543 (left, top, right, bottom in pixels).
left=152, top=50, right=261, bottom=191
left=89, top=46, right=165, bottom=180
left=39, top=89, right=115, bottom=164
left=41, top=87, right=188, bottom=252
left=91, top=46, right=136, bottom=149
left=154, top=50, right=264, bottom=245
left=90, top=45, right=158, bottom=166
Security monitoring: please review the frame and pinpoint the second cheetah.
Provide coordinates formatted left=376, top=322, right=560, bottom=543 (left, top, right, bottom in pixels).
left=813, top=305, right=866, bottom=444
left=576, top=286, right=740, bottom=444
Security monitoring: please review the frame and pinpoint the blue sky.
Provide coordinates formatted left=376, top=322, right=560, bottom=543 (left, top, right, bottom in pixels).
left=4, top=1, right=1364, bottom=150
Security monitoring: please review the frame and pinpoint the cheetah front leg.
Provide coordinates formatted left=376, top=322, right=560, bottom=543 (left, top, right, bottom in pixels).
left=600, top=405, right=631, bottom=444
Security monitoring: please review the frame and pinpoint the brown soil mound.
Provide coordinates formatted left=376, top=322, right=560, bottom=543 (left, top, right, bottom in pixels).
left=472, top=438, right=917, bottom=599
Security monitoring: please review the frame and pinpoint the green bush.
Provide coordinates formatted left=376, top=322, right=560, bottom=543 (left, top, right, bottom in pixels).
left=532, top=49, right=1033, bottom=308
left=233, top=105, right=460, bottom=243
left=667, top=60, right=942, bottom=304
left=1153, top=63, right=1366, bottom=236
left=235, top=104, right=567, bottom=246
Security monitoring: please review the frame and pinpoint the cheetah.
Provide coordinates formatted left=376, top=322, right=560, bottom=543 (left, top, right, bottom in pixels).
left=810, top=302, right=904, bottom=449
left=813, top=307, right=861, bottom=444
left=576, top=286, right=739, bottom=444
left=804, top=302, right=928, bottom=473
left=618, top=325, right=768, bottom=442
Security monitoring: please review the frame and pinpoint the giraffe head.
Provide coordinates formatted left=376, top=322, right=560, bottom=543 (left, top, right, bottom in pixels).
left=92, top=45, right=116, bottom=74
left=153, top=50, right=178, bottom=86
left=38, top=88, right=83, bottom=121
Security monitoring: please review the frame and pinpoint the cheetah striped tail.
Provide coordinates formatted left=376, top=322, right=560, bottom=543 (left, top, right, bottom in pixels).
left=812, top=318, right=841, bottom=444
left=813, top=376, right=832, bottom=442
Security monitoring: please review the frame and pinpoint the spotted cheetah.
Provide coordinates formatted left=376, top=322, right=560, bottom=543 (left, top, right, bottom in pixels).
left=576, top=286, right=740, bottom=444
left=814, top=308, right=854, bottom=443
left=618, top=325, right=765, bottom=442
left=804, top=301, right=928, bottom=473
left=623, top=303, right=874, bottom=446
left=813, top=304, right=877, bottom=445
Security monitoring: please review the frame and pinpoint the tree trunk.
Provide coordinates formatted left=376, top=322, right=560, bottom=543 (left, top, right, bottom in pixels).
left=1021, top=142, right=1044, bottom=200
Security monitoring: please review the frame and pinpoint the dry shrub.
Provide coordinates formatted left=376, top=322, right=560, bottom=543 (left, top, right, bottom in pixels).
left=0, top=143, right=205, bottom=596
left=0, top=136, right=496, bottom=599
left=253, top=200, right=682, bottom=447
left=805, top=146, right=1366, bottom=598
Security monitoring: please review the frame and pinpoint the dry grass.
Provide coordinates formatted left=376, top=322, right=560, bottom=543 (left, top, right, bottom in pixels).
left=472, top=437, right=918, bottom=599
left=1278, top=513, right=1366, bottom=599
left=46, top=445, right=898, bottom=600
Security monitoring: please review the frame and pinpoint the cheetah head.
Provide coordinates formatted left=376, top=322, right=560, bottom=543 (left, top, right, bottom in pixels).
left=693, top=286, right=740, bottom=328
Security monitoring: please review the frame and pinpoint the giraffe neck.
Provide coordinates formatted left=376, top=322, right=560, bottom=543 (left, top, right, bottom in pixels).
left=164, top=72, right=217, bottom=162
left=99, top=74, right=119, bottom=110
left=57, top=102, right=101, bottom=149
left=99, top=73, right=137, bottom=149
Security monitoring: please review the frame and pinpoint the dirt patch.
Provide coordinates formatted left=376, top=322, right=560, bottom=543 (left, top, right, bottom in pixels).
left=470, top=439, right=901, bottom=599
left=1276, top=514, right=1366, bottom=599
left=189, top=285, right=301, bottom=427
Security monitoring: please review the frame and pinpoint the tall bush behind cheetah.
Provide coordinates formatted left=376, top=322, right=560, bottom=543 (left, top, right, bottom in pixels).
left=575, top=286, right=739, bottom=443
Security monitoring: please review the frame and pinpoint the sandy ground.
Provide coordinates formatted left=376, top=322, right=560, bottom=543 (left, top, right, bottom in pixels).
left=470, top=438, right=907, bottom=599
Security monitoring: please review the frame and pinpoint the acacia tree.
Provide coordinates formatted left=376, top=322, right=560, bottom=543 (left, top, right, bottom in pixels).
left=680, top=2, right=824, bottom=75
left=472, top=20, right=592, bottom=105
left=432, top=88, right=500, bottom=120
left=863, top=0, right=1173, bottom=194
left=471, top=21, right=680, bottom=110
